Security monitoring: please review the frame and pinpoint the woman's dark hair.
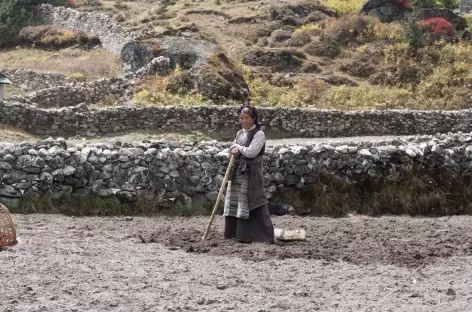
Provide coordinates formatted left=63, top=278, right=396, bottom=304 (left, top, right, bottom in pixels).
left=237, top=104, right=261, bottom=129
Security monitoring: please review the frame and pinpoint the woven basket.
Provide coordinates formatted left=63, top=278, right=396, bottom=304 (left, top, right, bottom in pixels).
left=0, top=204, right=17, bottom=247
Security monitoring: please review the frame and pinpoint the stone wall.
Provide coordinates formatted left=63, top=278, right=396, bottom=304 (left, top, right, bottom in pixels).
left=8, top=78, right=131, bottom=108
left=461, top=0, right=472, bottom=12
left=0, top=68, right=70, bottom=93
left=0, top=133, right=472, bottom=209
left=36, top=4, right=133, bottom=54
left=2, top=101, right=472, bottom=138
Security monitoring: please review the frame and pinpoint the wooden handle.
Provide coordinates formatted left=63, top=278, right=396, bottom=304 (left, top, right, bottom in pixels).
left=202, top=154, right=235, bottom=240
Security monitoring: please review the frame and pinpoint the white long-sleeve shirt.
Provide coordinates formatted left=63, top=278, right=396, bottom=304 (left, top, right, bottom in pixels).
left=235, top=125, right=266, bottom=158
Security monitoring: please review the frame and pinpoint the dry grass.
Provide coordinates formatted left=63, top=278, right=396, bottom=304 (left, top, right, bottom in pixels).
left=76, top=0, right=298, bottom=61
left=275, top=172, right=472, bottom=217
left=321, top=0, right=364, bottom=14
left=0, top=0, right=469, bottom=111
left=0, top=48, right=122, bottom=78
left=0, top=124, right=40, bottom=142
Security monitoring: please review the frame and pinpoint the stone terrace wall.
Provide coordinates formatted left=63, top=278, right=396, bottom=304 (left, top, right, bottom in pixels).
left=1, top=102, right=472, bottom=138
left=0, top=133, right=472, bottom=208
left=36, top=4, right=133, bottom=54
left=0, top=68, right=70, bottom=93
left=8, top=78, right=131, bottom=108
left=461, top=0, right=472, bottom=13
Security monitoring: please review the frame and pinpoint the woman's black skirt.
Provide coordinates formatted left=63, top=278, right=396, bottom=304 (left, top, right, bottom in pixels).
left=224, top=204, right=275, bottom=244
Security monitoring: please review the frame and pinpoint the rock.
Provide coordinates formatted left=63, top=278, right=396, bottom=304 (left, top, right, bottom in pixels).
left=135, top=56, right=171, bottom=77
left=405, top=148, right=417, bottom=158
left=39, top=172, right=53, bottom=185
left=360, top=0, right=391, bottom=12
left=31, top=156, right=46, bottom=168
left=2, top=170, right=27, bottom=184
left=0, top=162, right=13, bottom=170
left=446, top=288, right=456, bottom=296
left=182, top=52, right=250, bottom=101
left=63, top=166, right=76, bottom=176
left=336, top=145, right=349, bottom=154
left=347, top=146, right=358, bottom=154
left=116, top=190, right=135, bottom=202
left=368, top=5, right=406, bottom=22
left=121, top=40, right=159, bottom=77
left=0, top=185, right=22, bottom=198
left=359, top=149, right=373, bottom=157
left=16, top=155, right=33, bottom=169
left=205, top=191, right=218, bottom=201
left=3, top=154, right=16, bottom=162
left=122, top=37, right=248, bottom=100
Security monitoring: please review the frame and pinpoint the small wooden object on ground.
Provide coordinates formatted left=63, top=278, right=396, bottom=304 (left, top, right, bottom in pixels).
left=0, top=204, right=17, bottom=248
left=202, top=154, right=235, bottom=240
left=274, top=228, right=306, bottom=241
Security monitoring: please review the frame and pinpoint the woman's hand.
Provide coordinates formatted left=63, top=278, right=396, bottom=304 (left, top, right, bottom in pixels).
left=230, top=144, right=241, bottom=156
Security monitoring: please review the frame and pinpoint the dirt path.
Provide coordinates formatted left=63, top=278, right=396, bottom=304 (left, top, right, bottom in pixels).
left=2, top=214, right=472, bottom=311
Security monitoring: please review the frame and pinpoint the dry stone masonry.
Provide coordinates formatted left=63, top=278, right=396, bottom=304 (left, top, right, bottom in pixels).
left=461, top=0, right=472, bottom=13
left=1, top=133, right=472, bottom=209
left=2, top=102, right=472, bottom=138
left=0, top=68, right=70, bottom=93
left=36, top=4, right=133, bottom=54
left=8, top=78, right=131, bottom=108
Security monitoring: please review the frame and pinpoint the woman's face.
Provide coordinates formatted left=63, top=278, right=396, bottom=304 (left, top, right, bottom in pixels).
left=239, top=113, right=254, bottom=130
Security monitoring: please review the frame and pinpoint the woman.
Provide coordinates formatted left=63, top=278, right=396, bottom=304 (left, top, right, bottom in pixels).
left=223, top=104, right=275, bottom=244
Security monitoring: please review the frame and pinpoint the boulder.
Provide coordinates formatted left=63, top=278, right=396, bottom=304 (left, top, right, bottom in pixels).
left=121, top=37, right=249, bottom=101
left=359, top=0, right=397, bottom=13
left=121, top=37, right=217, bottom=77
left=121, top=40, right=158, bottom=77
left=369, top=5, right=407, bottom=22
left=188, top=53, right=249, bottom=101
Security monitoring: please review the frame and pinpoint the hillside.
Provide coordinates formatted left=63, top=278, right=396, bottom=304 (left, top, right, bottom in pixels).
left=1, top=0, right=472, bottom=111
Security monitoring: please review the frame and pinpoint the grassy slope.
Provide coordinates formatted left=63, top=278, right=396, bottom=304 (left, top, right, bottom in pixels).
left=1, top=0, right=471, bottom=110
